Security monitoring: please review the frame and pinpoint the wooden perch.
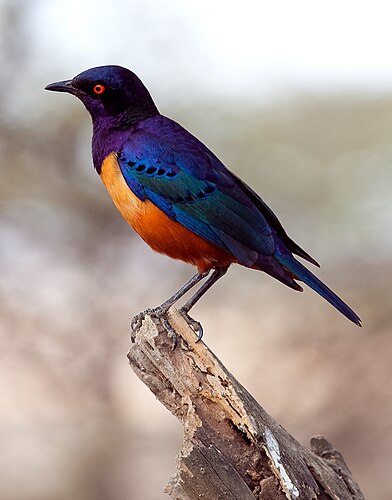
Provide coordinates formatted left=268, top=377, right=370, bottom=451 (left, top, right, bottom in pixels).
left=128, top=308, right=364, bottom=500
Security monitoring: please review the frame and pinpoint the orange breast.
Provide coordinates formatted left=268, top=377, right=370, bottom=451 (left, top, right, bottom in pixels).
left=100, top=153, right=235, bottom=272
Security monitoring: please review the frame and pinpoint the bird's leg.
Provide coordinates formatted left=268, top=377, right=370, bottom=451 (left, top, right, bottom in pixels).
left=179, top=266, right=229, bottom=341
left=181, top=267, right=229, bottom=313
left=131, top=270, right=210, bottom=337
left=157, top=270, right=210, bottom=312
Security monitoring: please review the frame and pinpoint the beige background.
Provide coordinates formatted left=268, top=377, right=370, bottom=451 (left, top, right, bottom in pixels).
left=1, top=1, right=391, bottom=498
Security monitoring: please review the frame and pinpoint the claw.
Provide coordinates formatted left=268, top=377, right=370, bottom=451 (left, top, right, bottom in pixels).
left=179, top=309, right=204, bottom=342
left=131, top=308, right=154, bottom=334
left=161, top=317, right=179, bottom=350
left=195, top=323, right=204, bottom=342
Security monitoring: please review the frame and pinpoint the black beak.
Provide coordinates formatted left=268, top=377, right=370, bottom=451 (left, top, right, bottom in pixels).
left=45, top=79, right=76, bottom=94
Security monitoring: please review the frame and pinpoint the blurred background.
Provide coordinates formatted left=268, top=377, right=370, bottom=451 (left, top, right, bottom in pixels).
left=1, top=0, right=391, bottom=498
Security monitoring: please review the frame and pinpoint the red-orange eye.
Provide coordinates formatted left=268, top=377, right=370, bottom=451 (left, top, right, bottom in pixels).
left=93, top=84, right=105, bottom=95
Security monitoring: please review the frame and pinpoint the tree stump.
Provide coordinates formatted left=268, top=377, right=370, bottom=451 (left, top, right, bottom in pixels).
left=128, top=308, right=364, bottom=500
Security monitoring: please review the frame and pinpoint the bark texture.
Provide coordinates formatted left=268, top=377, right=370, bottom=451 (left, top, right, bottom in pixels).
left=128, top=308, right=364, bottom=500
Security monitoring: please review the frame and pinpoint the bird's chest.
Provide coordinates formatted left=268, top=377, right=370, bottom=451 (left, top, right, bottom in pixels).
left=99, top=152, right=175, bottom=247
left=100, top=152, right=145, bottom=230
left=98, top=152, right=235, bottom=272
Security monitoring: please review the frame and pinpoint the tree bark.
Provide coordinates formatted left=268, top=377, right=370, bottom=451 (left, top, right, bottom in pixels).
left=128, top=308, right=364, bottom=500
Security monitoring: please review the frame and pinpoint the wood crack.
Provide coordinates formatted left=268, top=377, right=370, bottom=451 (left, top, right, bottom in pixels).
left=128, top=308, right=365, bottom=500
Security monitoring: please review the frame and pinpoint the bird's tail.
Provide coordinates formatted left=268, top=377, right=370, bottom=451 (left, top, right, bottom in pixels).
left=275, top=253, right=361, bottom=326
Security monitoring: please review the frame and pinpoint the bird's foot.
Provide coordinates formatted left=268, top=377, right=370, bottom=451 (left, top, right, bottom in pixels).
left=131, top=306, right=178, bottom=349
left=178, top=308, right=204, bottom=342
left=131, top=307, right=156, bottom=334
left=131, top=306, right=204, bottom=346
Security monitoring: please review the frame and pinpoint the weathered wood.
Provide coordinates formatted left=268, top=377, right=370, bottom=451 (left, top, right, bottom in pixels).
left=128, top=308, right=364, bottom=500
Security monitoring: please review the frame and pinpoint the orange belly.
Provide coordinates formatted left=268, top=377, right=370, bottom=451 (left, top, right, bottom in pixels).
left=100, top=153, right=235, bottom=272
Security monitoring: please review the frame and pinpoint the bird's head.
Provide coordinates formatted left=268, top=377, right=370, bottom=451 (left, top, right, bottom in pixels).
left=45, top=65, right=159, bottom=125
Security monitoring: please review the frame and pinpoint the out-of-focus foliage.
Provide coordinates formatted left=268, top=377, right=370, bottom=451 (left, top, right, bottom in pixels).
left=1, top=1, right=391, bottom=499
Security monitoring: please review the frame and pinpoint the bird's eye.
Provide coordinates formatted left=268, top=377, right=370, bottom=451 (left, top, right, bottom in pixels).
left=93, top=84, right=105, bottom=95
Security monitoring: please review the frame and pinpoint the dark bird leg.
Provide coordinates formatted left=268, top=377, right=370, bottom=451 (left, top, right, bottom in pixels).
left=181, top=267, right=229, bottom=313
left=131, top=270, right=210, bottom=339
left=158, top=270, right=210, bottom=312
left=179, top=266, right=229, bottom=341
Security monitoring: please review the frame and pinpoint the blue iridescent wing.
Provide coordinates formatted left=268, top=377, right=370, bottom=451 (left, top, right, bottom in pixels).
left=117, top=136, right=275, bottom=267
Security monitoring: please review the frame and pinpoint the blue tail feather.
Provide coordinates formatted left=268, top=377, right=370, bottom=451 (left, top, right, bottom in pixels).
left=275, top=253, right=361, bottom=326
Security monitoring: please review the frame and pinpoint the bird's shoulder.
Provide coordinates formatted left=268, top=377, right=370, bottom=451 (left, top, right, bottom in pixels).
left=122, top=116, right=223, bottom=174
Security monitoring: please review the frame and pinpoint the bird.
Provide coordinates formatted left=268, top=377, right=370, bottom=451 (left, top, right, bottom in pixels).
left=45, top=65, right=361, bottom=337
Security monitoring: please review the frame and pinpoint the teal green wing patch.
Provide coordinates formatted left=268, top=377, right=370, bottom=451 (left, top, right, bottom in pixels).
left=117, top=145, right=275, bottom=266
